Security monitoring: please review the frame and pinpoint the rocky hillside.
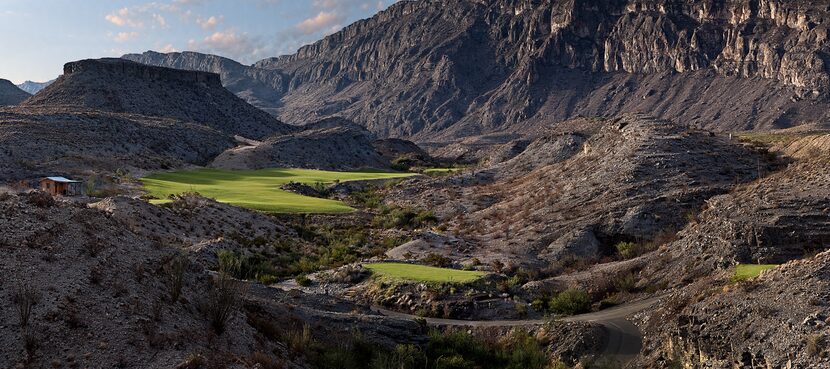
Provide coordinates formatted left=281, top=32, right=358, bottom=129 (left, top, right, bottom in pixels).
left=126, top=0, right=830, bottom=141
left=640, top=250, right=830, bottom=368
left=641, top=146, right=830, bottom=287
left=122, top=51, right=287, bottom=116
left=17, top=79, right=55, bottom=95
left=0, top=79, right=30, bottom=106
left=24, top=58, right=293, bottom=139
left=0, top=191, right=424, bottom=368
left=387, top=114, right=770, bottom=266
left=0, top=106, right=234, bottom=181
left=211, top=118, right=430, bottom=171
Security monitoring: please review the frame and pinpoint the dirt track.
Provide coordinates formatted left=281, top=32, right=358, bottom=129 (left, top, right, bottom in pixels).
left=373, top=296, right=661, bottom=363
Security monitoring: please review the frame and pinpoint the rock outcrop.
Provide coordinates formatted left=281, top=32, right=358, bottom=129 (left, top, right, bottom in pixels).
left=126, top=0, right=830, bottom=141
left=24, top=58, right=293, bottom=139
left=211, top=118, right=429, bottom=171
left=0, top=106, right=234, bottom=180
left=387, top=114, right=771, bottom=265
left=641, top=251, right=830, bottom=368
left=0, top=79, right=30, bottom=106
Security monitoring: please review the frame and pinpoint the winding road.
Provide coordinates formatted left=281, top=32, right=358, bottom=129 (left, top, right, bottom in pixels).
left=372, top=296, right=661, bottom=363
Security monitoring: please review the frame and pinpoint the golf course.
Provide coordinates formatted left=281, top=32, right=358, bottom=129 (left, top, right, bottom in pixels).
left=731, top=264, right=778, bottom=282
left=365, top=263, right=487, bottom=284
left=141, top=168, right=414, bottom=214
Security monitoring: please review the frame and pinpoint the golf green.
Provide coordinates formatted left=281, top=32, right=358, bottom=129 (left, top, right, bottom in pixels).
left=365, top=263, right=487, bottom=283
left=141, top=168, right=414, bottom=214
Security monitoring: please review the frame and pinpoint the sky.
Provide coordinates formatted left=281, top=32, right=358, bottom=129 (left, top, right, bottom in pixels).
left=0, top=0, right=400, bottom=84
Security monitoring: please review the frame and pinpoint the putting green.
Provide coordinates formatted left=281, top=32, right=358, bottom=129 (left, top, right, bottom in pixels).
left=141, top=168, right=414, bottom=214
left=365, top=263, right=487, bottom=284
left=732, top=264, right=778, bottom=282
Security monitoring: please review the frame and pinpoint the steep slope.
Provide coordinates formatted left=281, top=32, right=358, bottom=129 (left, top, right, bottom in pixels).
left=0, top=192, right=423, bottom=368
left=387, top=114, right=770, bottom=265
left=640, top=251, right=830, bottom=368
left=17, top=79, right=55, bottom=95
left=122, top=51, right=287, bottom=115
left=24, top=58, right=292, bottom=139
left=0, top=106, right=234, bottom=181
left=211, top=118, right=429, bottom=171
left=127, top=0, right=830, bottom=141
left=0, top=79, right=31, bottom=106
left=641, top=154, right=830, bottom=287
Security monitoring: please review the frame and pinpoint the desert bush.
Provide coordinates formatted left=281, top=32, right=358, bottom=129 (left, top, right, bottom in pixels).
left=285, top=322, right=313, bottom=356
left=13, top=283, right=40, bottom=328
left=615, top=242, right=639, bottom=259
left=807, top=334, right=825, bottom=357
left=296, top=274, right=312, bottom=287
left=375, top=206, right=438, bottom=229
left=26, top=191, right=55, bottom=208
left=548, top=289, right=590, bottom=316
left=612, top=272, right=637, bottom=293
left=217, top=250, right=277, bottom=284
left=177, top=353, right=207, bottom=369
left=312, top=181, right=331, bottom=197
left=164, top=255, right=187, bottom=303
left=371, top=344, right=422, bottom=369
left=422, top=253, right=452, bottom=267
left=203, top=272, right=243, bottom=334
left=351, top=186, right=382, bottom=208
left=249, top=352, right=284, bottom=369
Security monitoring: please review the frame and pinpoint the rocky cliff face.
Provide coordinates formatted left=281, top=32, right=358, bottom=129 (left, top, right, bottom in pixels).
left=0, top=79, right=30, bottom=106
left=125, top=0, right=830, bottom=141
left=25, top=58, right=293, bottom=139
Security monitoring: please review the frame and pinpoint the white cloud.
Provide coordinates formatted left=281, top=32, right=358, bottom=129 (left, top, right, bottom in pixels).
left=159, top=44, right=178, bottom=53
left=114, top=31, right=140, bottom=42
left=196, top=15, right=223, bottom=30
left=153, top=14, right=167, bottom=28
left=296, top=11, right=339, bottom=34
left=188, top=29, right=270, bottom=62
left=106, top=7, right=144, bottom=28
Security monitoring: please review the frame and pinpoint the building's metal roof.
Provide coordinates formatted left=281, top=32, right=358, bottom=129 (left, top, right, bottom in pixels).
left=44, top=177, right=81, bottom=183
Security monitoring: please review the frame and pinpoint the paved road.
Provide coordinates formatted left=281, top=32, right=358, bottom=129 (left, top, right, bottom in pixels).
left=373, top=296, right=661, bottom=363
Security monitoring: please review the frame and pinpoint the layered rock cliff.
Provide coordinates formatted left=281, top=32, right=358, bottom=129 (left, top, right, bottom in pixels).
left=126, top=0, right=830, bottom=141
left=25, top=58, right=293, bottom=139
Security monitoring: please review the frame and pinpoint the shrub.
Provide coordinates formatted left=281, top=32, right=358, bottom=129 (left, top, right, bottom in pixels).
left=285, top=323, right=313, bottom=356
left=216, top=250, right=278, bottom=284
left=371, top=344, right=423, bottom=369
left=530, top=299, right=547, bottom=312
left=351, top=187, right=382, bottom=209
left=249, top=351, right=284, bottom=369
left=203, top=272, right=243, bottom=334
left=375, top=206, right=438, bottom=229
left=296, top=274, right=312, bottom=287
left=548, top=289, right=590, bottom=316
left=807, top=334, right=825, bottom=357
left=422, top=253, right=452, bottom=267
left=164, top=255, right=187, bottom=303
left=13, top=283, right=40, bottom=328
left=615, top=242, right=639, bottom=259
left=612, top=272, right=637, bottom=293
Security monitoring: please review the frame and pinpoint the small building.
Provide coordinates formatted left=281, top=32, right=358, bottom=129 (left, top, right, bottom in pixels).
left=40, top=177, right=83, bottom=197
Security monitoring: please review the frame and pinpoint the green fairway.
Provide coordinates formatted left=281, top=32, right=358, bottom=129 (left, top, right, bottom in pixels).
left=141, top=168, right=414, bottom=214
left=732, top=264, right=778, bottom=282
left=365, top=263, right=487, bottom=284
left=422, top=168, right=462, bottom=174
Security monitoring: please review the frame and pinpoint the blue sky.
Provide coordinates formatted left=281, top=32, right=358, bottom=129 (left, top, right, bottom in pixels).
left=0, top=0, right=399, bottom=84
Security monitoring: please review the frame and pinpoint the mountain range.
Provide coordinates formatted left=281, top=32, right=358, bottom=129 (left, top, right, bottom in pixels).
left=16, top=79, right=54, bottom=95
left=125, top=0, right=830, bottom=142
